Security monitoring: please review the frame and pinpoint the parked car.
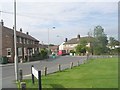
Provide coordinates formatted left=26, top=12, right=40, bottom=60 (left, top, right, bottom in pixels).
left=57, top=50, right=67, bottom=56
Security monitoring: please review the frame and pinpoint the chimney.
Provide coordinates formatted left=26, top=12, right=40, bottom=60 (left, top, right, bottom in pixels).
left=77, top=34, right=80, bottom=39
left=65, top=38, right=68, bottom=42
left=20, top=28, right=22, bottom=32
left=0, top=19, right=4, bottom=26
left=26, top=32, right=29, bottom=35
left=13, top=26, right=14, bottom=30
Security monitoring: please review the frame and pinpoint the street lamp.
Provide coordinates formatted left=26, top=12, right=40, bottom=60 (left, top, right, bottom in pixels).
left=47, top=27, right=55, bottom=58
left=14, top=0, right=18, bottom=81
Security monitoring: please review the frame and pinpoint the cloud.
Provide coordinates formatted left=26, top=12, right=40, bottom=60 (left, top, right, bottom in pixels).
left=0, top=1, right=118, bottom=44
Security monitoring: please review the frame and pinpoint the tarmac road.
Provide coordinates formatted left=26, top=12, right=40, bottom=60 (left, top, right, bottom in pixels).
left=1, top=55, right=87, bottom=89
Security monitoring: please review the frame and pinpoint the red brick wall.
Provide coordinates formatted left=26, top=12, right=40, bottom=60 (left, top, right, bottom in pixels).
left=2, top=26, right=39, bottom=63
left=2, top=26, right=14, bottom=62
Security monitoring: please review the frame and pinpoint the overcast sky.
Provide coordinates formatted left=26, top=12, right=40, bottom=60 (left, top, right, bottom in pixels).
left=0, top=0, right=119, bottom=45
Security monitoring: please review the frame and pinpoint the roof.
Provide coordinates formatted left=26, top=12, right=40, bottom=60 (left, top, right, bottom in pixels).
left=3, top=26, right=39, bottom=42
left=64, top=36, right=94, bottom=45
left=64, top=38, right=80, bottom=44
left=49, top=45, right=59, bottom=49
left=39, top=44, right=48, bottom=48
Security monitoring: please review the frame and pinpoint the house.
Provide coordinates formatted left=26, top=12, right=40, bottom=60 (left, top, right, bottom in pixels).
left=62, top=34, right=93, bottom=54
left=39, top=44, right=48, bottom=50
left=49, top=45, right=59, bottom=54
left=59, top=38, right=67, bottom=51
left=63, top=34, right=81, bottom=53
left=0, top=20, right=39, bottom=63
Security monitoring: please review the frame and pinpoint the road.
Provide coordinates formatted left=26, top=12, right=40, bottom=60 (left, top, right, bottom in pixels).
left=1, top=56, right=87, bottom=89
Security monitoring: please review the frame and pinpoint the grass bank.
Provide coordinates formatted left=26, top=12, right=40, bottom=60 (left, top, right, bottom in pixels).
left=19, top=57, right=118, bottom=88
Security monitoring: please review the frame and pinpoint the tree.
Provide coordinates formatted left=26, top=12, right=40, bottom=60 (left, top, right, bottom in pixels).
left=109, top=37, right=120, bottom=54
left=75, top=45, right=86, bottom=55
left=80, top=39, right=87, bottom=46
left=40, top=49, right=48, bottom=59
left=93, top=25, right=108, bottom=55
left=109, top=37, right=119, bottom=47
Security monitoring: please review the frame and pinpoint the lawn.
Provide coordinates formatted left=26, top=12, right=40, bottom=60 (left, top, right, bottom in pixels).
left=19, top=57, right=118, bottom=88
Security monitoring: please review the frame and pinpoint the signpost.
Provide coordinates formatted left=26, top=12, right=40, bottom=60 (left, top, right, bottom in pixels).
left=31, top=65, right=42, bottom=90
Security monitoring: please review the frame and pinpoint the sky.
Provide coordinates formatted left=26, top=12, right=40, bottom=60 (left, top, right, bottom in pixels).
left=0, top=0, right=119, bottom=45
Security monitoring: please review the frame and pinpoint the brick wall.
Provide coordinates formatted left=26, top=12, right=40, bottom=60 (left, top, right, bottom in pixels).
left=0, top=24, right=2, bottom=57
left=2, top=26, right=14, bottom=62
left=1, top=25, right=39, bottom=63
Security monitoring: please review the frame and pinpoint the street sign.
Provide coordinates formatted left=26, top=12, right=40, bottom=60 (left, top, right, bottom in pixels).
left=31, top=65, right=42, bottom=90
left=32, top=67, right=38, bottom=79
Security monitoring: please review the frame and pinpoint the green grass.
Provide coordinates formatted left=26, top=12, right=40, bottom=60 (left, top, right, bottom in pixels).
left=19, top=57, right=118, bottom=88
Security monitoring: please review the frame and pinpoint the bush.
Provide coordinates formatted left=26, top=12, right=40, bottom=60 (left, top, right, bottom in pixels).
left=40, top=49, right=48, bottom=59
left=70, top=50, right=75, bottom=53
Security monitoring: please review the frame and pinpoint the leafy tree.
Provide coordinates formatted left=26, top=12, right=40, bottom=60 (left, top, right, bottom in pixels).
left=49, top=44, right=54, bottom=46
left=80, top=37, right=95, bottom=55
left=93, top=25, right=108, bottom=55
left=109, top=37, right=119, bottom=47
left=109, top=37, right=120, bottom=54
left=75, top=45, right=86, bottom=55
left=80, top=39, right=87, bottom=46
left=40, top=49, right=48, bottom=59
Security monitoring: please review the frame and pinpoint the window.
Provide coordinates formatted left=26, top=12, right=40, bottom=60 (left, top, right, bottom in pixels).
left=7, top=48, right=11, bottom=57
left=33, top=41, right=35, bottom=44
left=31, top=41, right=32, bottom=44
left=27, top=39, right=29, bottom=44
left=19, top=37, right=22, bottom=43
left=23, top=39, right=25, bottom=44
left=29, top=40, right=31, bottom=44
left=18, top=47, right=22, bottom=56
left=17, top=36, right=19, bottom=43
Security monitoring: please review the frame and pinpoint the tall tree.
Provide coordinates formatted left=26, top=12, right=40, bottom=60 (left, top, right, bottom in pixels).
left=93, top=25, right=108, bottom=55
left=109, top=37, right=119, bottom=47
left=109, top=37, right=120, bottom=54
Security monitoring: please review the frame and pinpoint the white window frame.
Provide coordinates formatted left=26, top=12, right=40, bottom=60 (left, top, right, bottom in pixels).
left=23, top=38, right=25, bottom=44
left=18, top=47, right=22, bottom=56
left=17, top=36, right=19, bottom=43
left=27, top=39, right=29, bottom=44
left=7, top=48, right=11, bottom=57
left=19, top=37, right=22, bottom=43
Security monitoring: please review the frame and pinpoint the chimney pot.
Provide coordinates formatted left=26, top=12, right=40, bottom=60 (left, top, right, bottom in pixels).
left=13, top=26, right=14, bottom=29
left=65, top=38, right=68, bottom=42
left=20, top=28, right=22, bottom=32
left=1, top=19, right=4, bottom=26
left=77, top=34, right=80, bottom=39
left=26, top=32, right=29, bottom=35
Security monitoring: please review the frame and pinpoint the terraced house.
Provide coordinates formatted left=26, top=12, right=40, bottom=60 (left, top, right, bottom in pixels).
left=0, top=20, right=39, bottom=63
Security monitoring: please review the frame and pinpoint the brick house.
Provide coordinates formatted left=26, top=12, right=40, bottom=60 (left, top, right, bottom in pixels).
left=61, top=34, right=93, bottom=54
left=49, top=45, right=59, bottom=54
left=62, top=35, right=81, bottom=53
left=0, top=20, right=39, bottom=63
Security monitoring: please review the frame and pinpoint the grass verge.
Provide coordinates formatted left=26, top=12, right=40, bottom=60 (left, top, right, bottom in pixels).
left=17, top=57, right=118, bottom=88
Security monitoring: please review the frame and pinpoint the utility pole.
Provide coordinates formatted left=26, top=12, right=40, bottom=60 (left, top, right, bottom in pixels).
left=48, top=28, right=50, bottom=58
left=14, top=0, right=18, bottom=81
left=47, top=27, right=55, bottom=58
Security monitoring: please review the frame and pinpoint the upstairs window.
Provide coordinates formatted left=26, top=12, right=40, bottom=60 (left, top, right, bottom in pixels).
left=23, top=39, right=25, bottom=44
left=17, top=36, right=19, bottom=43
left=7, top=48, right=11, bottom=57
left=19, top=37, right=22, bottom=43
left=27, top=39, right=29, bottom=44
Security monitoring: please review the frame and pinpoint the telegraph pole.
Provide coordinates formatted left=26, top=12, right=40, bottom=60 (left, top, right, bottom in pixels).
left=48, top=28, right=50, bottom=58
left=14, top=0, right=18, bottom=81
left=47, top=27, right=55, bottom=58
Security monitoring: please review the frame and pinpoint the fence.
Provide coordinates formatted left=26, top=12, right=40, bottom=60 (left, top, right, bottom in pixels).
left=39, top=55, right=116, bottom=76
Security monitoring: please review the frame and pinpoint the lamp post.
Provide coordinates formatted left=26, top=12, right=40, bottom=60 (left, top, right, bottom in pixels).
left=47, top=27, right=55, bottom=58
left=14, top=0, right=18, bottom=81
